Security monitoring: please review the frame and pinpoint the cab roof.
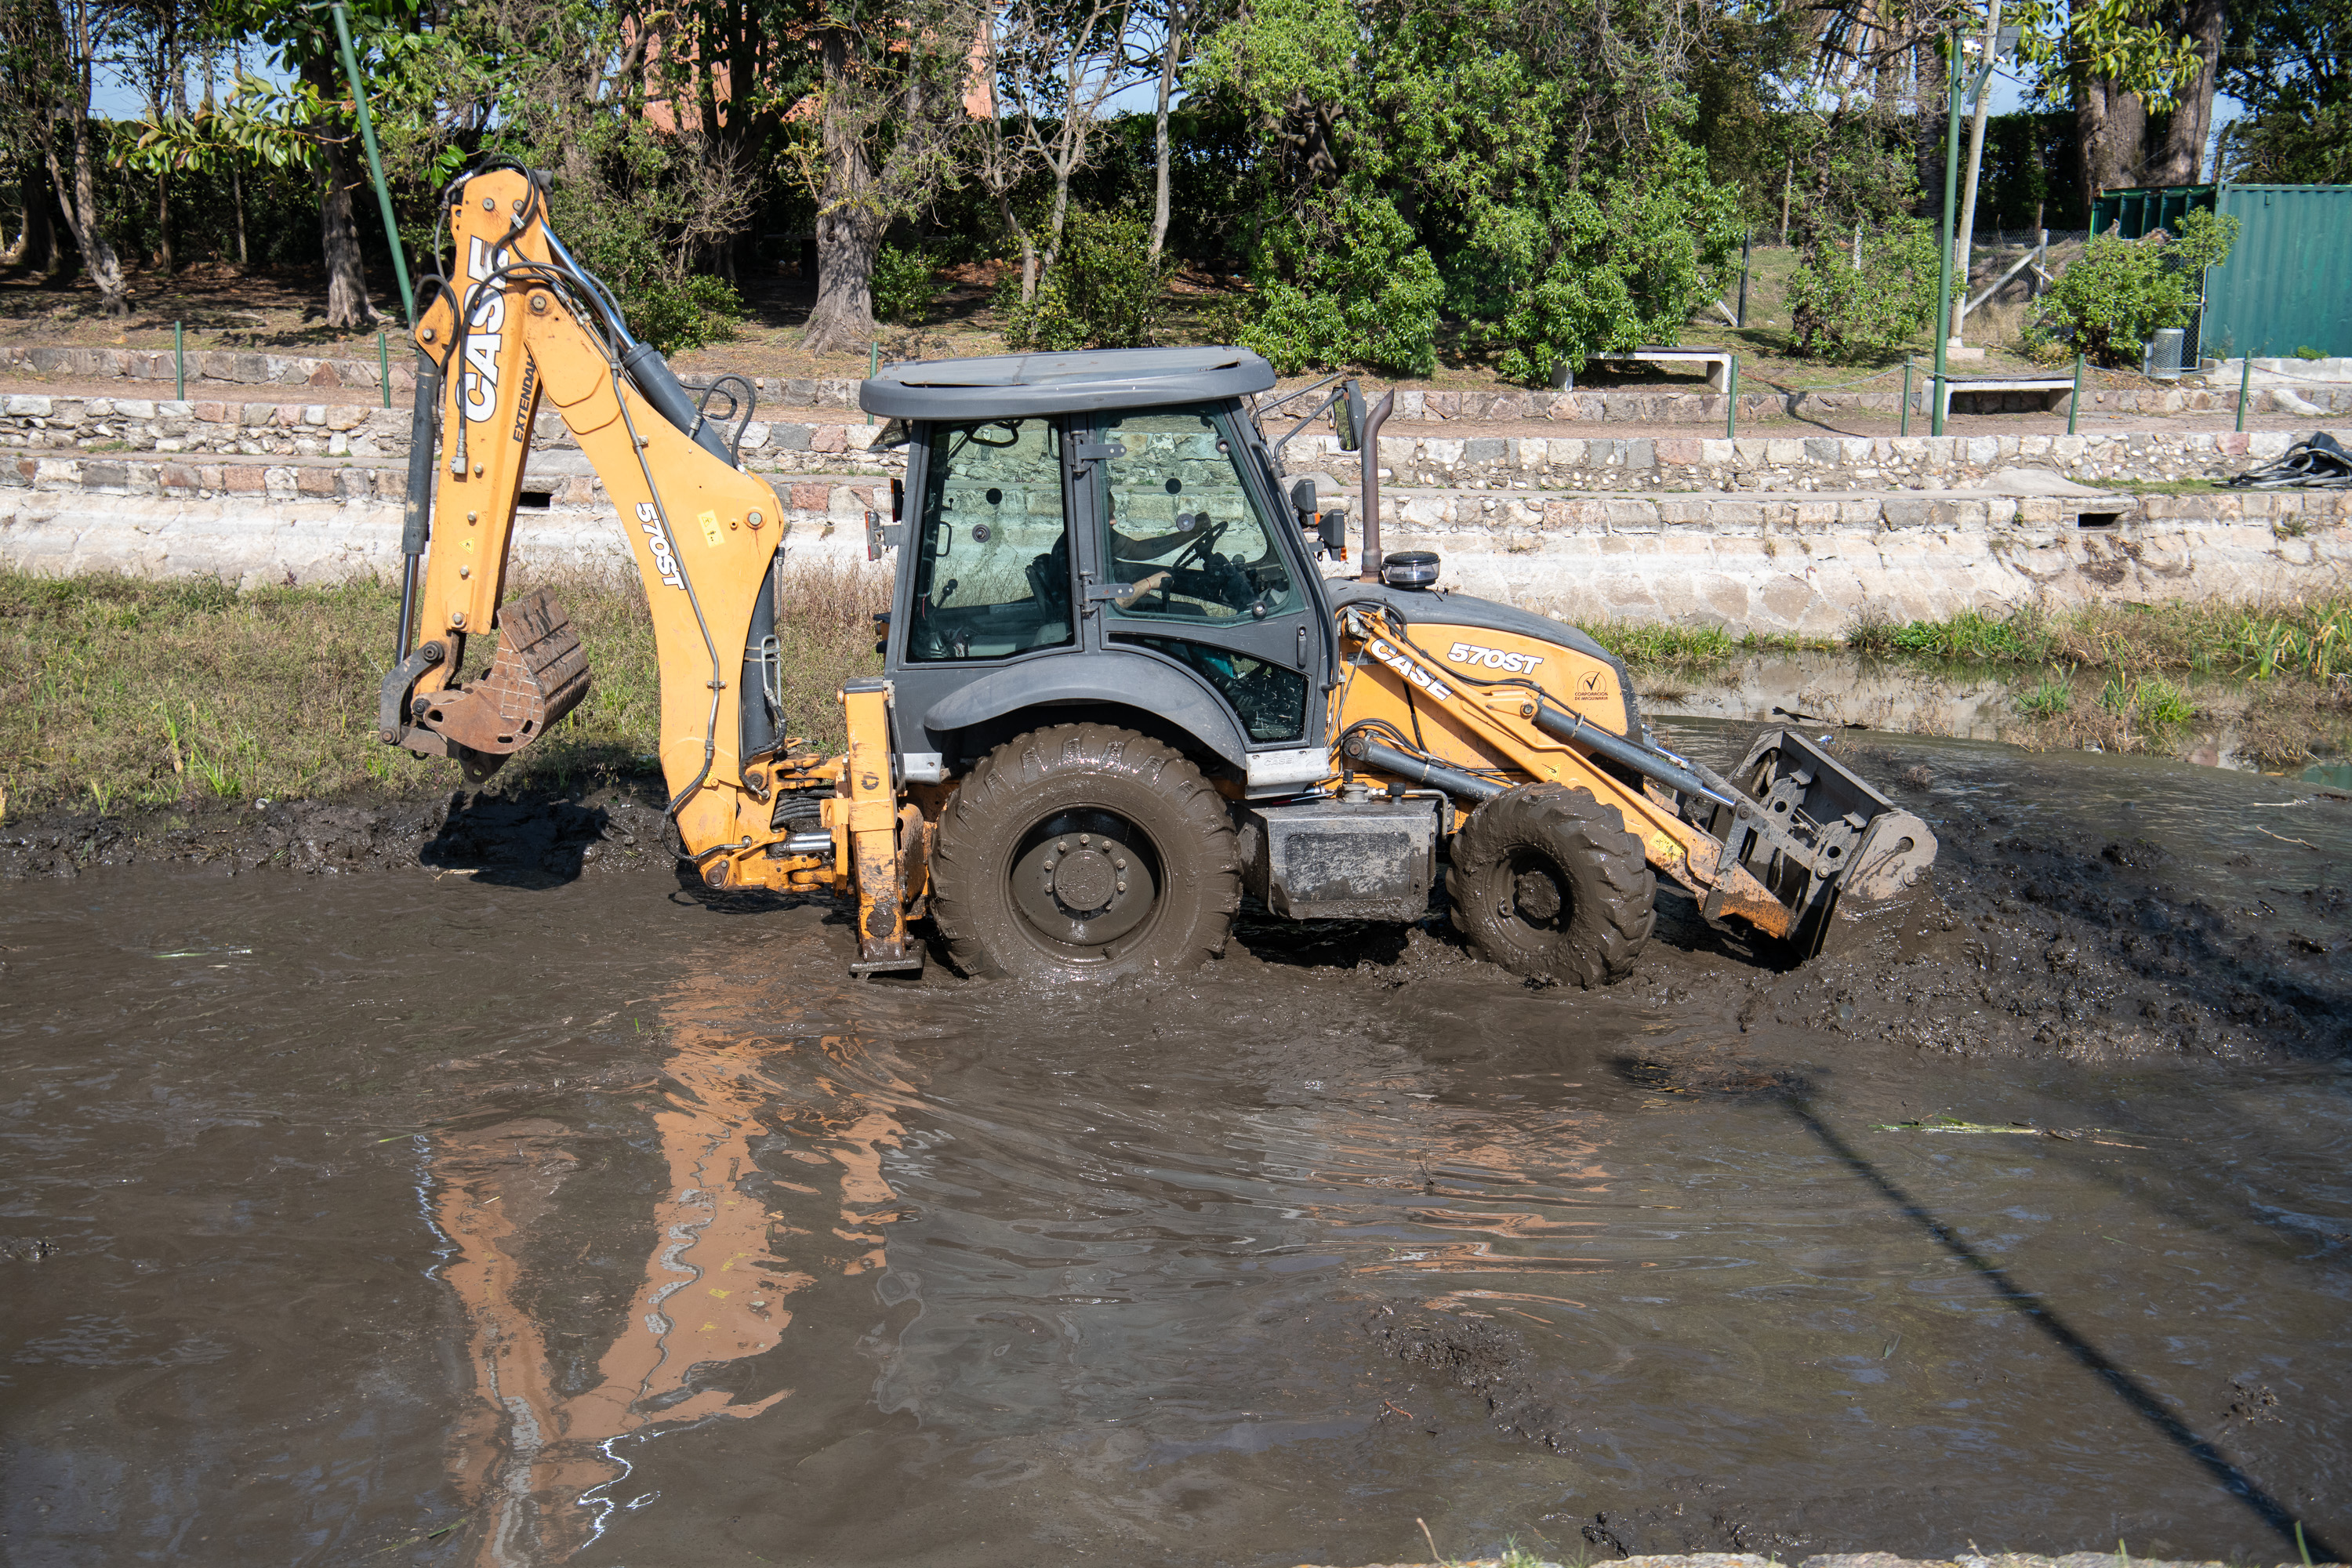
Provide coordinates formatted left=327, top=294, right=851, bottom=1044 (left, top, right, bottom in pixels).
left=858, top=347, right=1278, bottom=421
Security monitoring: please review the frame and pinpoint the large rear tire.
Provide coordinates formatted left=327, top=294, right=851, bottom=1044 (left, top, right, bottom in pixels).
left=1447, top=783, right=1655, bottom=985
left=930, top=724, right=1240, bottom=980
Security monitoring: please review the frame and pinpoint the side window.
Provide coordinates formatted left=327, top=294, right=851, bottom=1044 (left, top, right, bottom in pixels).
left=906, top=418, right=1072, bottom=663
left=1094, top=406, right=1301, bottom=625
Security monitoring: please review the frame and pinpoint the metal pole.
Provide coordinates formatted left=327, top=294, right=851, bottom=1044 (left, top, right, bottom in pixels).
left=173, top=320, right=183, bottom=401
left=378, top=330, right=390, bottom=408
left=1725, top=354, right=1738, bottom=440
left=1901, top=359, right=1913, bottom=437
left=1933, top=33, right=1961, bottom=438
left=1736, top=232, right=1752, bottom=328
left=867, top=342, right=877, bottom=426
left=328, top=1, right=415, bottom=324
left=2069, top=353, right=2083, bottom=435
left=2236, top=351, right=2252, bottom=434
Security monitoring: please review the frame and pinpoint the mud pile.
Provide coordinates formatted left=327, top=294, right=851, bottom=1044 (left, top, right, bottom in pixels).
left=0, top=786, right=680, bottom=884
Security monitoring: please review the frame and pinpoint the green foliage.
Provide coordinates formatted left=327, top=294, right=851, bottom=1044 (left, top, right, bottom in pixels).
left=1886, top=606, right=2047, bottom=661
left=2026, top=210, right=2241, bottom=368
left=1241, top=188, right=1443, bottom=376
left=872, top=245, right=940, bottom=325
left=2296, top=345, right=2326, bottom=361
left=2016, top=669, right=2077, bottom=718
left=1001, top=210, right=1171, bottom=351
left=1786, top=219, right=1940, bottom=361
left=1490, top=138, right=1744, bottom=386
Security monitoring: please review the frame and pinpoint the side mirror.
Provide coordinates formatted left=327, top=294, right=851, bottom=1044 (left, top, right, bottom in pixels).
left=1318, top=507, right=1348, bottom=561
left=1335, top=380, right=1366, bottom=452
left=1289, top=477, right=1318, bottom=517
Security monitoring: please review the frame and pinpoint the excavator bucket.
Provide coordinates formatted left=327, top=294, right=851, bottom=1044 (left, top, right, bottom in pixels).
left=416, top=589, right=592, bottom=782
left=1688, top=728, right=1936, bottom=959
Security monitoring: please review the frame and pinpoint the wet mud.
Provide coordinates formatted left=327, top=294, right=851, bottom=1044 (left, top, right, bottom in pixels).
left=3, top=724, right=2350, bottom=1567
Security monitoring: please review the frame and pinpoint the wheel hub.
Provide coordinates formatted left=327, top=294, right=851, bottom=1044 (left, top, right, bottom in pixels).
left=1009, top=820, right=1160, bottom=951
left=1512, top=866, right=1563, bottom=924
left=1052, top=846, right=1119, bottom=911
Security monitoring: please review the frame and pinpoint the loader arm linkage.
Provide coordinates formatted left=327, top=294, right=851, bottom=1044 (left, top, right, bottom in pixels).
left=1329, top=607, right=1935, bottom=955
left=376, top=166, right=924, bottom=971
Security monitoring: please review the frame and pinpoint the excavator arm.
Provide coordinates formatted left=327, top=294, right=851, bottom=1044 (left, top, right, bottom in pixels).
left=376, top=165, right=925, bottom=971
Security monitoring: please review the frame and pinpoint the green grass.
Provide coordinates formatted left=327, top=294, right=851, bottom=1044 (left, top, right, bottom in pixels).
left=1577, top=619, right=1828, bottom=668
left=0, top=561, right=887, bottom=818
left=1846, top=597, right=2350, bottom=681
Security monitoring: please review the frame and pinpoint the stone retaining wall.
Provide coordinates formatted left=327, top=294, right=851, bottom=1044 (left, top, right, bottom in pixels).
left=8, top=395, right=2341, bottom=495
left=0, top=394, right=898, bottom=476
left=8, top=342, right=2346, bottom=421
left=1301, top=427, right=2345, bottom=493
left=7, top=457, right=2343, bottom=634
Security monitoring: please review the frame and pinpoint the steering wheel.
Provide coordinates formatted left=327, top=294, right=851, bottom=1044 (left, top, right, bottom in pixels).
left=1167, top=517, right=1229, bottom=577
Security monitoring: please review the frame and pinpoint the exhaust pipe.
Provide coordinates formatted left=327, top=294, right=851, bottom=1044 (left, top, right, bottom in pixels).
left=1356, top=390, right=1395, bottom=582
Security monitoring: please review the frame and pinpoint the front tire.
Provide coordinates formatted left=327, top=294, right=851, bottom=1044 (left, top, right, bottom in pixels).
left=1447, top=784, right=1655, bottom=985
left=930, top=724, right=1240, bottom=979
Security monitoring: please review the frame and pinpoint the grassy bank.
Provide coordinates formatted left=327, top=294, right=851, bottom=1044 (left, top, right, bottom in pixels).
left=5, top=570, right=2344, bottom=818
left=0, top=563, right=887, bottom=818
left=1587, top=597, right=2349, bottom=768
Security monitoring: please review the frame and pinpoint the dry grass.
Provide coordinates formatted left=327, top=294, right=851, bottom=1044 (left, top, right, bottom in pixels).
left=0, top=559, right=887, bottom=817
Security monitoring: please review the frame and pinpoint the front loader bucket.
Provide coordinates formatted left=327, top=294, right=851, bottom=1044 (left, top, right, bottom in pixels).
left=1690, top=729, right=1936, bottom=959
left=416, top=588, right=591, bottom=782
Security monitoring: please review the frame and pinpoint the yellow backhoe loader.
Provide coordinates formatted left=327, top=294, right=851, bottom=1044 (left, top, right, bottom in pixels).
left=380, top=163, right=1936, bottom=982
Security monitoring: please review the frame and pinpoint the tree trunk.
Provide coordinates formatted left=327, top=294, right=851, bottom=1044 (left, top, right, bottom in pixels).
left=157, top=173, right=174, bottom=274
left=4, top=169, right=60, bottom=274
left=2077, top=77, right=2148, bottom=220
left=1148, top=4, right=1182, bottom=260
left=2150, top=0, right=2225, bottom=185
left=47, top=118, right=130, bottom=314
left=1951, top=0, right=2002, bottom=344
left=305, top=54, right=377, bottom=328
left=801, top=31, right=880, bottom=356
left=231, top=163, right=248, bottom=268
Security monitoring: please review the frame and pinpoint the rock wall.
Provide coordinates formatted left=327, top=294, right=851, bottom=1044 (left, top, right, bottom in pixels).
left=7, top=342, right=2346, bottom=420
left=7, top=459, right=2343, bottom=633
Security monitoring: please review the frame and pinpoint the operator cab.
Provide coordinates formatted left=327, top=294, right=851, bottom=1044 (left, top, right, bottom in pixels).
left=862, top=349, right=1340, bottom=791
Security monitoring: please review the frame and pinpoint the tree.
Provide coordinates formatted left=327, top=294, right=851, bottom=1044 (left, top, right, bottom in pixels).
left=2213, top=0, right=2350, bottom=180
left=1, top=0, right=136, bottom=314
left=791, top=0, right=988, bottom=355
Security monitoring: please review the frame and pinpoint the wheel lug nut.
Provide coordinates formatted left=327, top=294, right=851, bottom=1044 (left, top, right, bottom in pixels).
left=1057, top=840, right=1069, bottom=853
left=1078, top=834, right=1090, bottom=846
left=1113, top=857, right=1126, bottom=870
left=1116, top=880, right=1127, bottom=894
left=1043, top=859, right=1055, bottom=871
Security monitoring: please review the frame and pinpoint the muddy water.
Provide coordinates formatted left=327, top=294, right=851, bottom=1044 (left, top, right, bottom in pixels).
left=4, top=730, right=2350, bottom=1568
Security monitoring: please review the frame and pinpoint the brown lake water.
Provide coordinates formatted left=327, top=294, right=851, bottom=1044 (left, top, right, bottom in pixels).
left=3, top=726, right=2350, bottom=1567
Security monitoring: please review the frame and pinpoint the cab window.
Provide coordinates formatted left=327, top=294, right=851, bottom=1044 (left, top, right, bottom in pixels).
left=905, top=418, right=1073, bottom=663
left=1092, top=405, right=1301, bottom=625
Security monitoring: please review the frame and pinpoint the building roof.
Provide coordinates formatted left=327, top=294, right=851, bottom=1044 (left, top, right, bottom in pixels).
left=858, top=347, right=1279, bottom=420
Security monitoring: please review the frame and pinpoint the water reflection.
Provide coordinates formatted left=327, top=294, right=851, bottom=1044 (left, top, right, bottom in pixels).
left=428, top=969, right=913, bottom=1564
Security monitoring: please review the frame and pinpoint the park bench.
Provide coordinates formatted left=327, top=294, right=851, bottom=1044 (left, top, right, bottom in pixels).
left=1934, top=372, right=2075, bottom=421
left=1559, top=346, right=1733, bottom=394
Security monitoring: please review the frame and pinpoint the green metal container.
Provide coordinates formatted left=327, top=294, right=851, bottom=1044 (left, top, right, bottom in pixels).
left=2090, top=182, right=2352, bottom=359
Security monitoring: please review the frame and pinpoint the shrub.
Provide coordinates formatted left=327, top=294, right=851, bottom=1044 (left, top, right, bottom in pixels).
left=1785, top=218, right=1940, bottom=361
left=1490, top=137, right=1744, bottom=387
left=2025, top=209, right=2240, bottom=368
left=1241, top=187, right=1443, bottom=376
left=1001, top=209, right=1170, bottom=350
left=622, top=274, right=743, bottom=354
left=872, top=244, right=939, bottom=325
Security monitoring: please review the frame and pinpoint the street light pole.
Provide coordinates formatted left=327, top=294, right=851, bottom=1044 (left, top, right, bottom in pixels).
left=1933, top=33, right=1962, bottom=437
